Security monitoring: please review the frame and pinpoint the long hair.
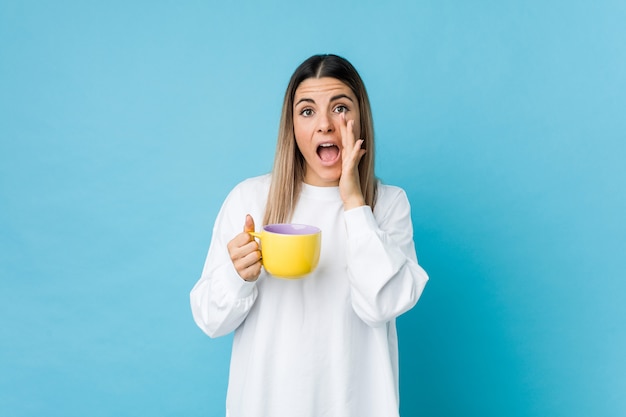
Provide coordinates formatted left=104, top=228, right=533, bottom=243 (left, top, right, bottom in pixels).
left=263, top=54, right=377, bottom=225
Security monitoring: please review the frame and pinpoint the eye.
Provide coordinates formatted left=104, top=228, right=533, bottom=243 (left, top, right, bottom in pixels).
left=333, top=105, right=348, bottom=114
left=300, top=108, right=314, bottom=117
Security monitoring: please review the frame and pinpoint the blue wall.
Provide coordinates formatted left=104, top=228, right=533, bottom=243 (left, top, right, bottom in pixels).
left=1, top=1, right=624, bottom=416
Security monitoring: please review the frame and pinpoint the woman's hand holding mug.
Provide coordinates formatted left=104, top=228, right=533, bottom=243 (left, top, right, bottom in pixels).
left=227, top=214, right=262, bottom=282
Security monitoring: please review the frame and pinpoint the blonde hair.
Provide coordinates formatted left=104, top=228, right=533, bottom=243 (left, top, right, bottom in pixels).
left=263, top=54, right=377, bottom=225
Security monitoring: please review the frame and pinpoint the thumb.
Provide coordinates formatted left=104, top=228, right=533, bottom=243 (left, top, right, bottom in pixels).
left=244, top=214, right=255, bottom=233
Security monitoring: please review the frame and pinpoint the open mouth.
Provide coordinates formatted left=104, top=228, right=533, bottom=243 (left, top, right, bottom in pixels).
left=317, top=143, right=340, bottom=163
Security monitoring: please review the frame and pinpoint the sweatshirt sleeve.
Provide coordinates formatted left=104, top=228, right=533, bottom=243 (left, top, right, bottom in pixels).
left=344, top=187, right=429, bottom=327
left=189, top=185, right=259, bottom=338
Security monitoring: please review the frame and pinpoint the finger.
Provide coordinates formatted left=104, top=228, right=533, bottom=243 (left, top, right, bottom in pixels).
left=239, top=260, right=262, bottom=281
left=233, top=249, right=262, bottom=281
left=343, top=137, right=366, bottom=170
left=234, top=246, right=262, bottom=269
left=227, top=235, right=254, bottom=267
left=353, top=139, right=366, bottom=160
left=229, top=215, right=256, bottom=253
left=228, top=231, right=252, bottom=251
left=340, top=113, right=356, bottom=149
left=229, top=239, right=259, bottom=262
left=244, top=214, right=255, bottom=233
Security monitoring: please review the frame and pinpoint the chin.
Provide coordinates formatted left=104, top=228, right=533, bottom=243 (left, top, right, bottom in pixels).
left=319, top=174, right=341, bottom=186
left=305, top=171, right=340, bottom=187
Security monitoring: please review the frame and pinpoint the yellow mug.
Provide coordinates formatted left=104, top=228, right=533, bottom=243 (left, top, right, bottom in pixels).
left=249, top=224, right=321, bottom=279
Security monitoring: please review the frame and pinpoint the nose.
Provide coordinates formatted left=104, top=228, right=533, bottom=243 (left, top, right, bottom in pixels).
left=316, top=111, right=334, bottom=133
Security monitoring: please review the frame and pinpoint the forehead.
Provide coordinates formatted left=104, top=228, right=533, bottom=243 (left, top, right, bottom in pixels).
left=294, top=77, right=355, bottom=101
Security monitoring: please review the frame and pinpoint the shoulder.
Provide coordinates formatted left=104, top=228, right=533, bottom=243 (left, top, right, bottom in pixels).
left=376, top=182, right=408, bottom=205
left=373, top=182, right=411, bottom=222
left=227, top=174, right=271, bottom=198
left=219, top=174, right=271, bottom=211
left=216, top=174, right=271, bottom=227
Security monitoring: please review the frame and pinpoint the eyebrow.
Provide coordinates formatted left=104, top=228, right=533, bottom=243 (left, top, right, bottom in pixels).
left=295, top=94, right=355, bottom=107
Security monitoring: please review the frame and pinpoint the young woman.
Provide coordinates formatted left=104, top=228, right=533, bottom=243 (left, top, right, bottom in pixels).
left=190, top=54, right=429, bottom=417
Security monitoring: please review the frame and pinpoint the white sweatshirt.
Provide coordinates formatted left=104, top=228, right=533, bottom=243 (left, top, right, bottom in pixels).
left=190, top=174, right=428, bottom=417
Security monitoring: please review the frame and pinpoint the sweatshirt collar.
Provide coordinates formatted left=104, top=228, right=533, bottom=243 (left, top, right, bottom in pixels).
left=300, top=182, right=341, bottom=201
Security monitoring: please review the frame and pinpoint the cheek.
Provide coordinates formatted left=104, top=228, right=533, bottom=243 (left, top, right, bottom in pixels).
left=293, top=131, right=308, bottom=157
left=293, top=123, right=312, bottom=149
left=293, top=128, right=303, bottom=147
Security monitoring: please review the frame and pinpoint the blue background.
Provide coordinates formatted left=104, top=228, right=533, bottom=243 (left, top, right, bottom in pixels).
left=1, top=1, right=625, bottom=416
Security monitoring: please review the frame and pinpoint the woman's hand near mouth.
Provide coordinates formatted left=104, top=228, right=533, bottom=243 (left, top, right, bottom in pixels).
left=339, top=113, right=367, bottom=210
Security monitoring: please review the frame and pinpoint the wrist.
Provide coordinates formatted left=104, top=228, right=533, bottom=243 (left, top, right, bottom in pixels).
left=343, top=196, right=365, bottom=210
